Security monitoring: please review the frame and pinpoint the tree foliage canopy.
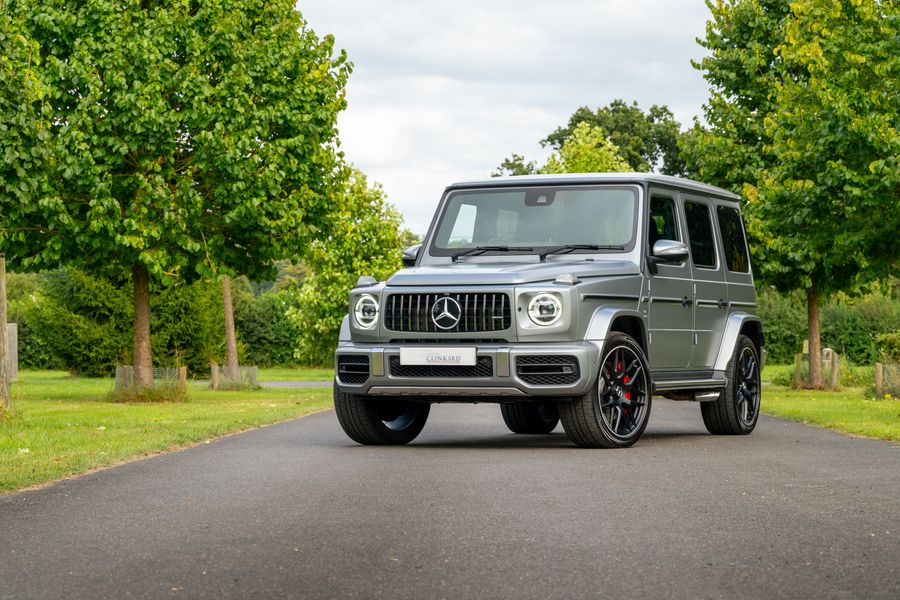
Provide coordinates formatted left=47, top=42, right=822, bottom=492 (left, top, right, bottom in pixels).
left=540, top=122, right=630, bottom=174
left=494, top=123, right=630, bottom=177
left=683, top=0, right=899, bottom=295
left=544, top=100, right=686, bottom=175
left=754, top=0, right=900, bottom=293
left=1, top=0, right=351, bottom=282
left=289, top=168, right=408, bottom=364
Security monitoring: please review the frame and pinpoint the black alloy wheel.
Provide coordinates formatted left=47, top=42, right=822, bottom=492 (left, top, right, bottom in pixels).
left=701, top=334, right=760, bottom=435
left=559, top=333, right=652, bottom=448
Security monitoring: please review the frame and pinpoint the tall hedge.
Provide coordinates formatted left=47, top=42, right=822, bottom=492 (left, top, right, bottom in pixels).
left=757, top=287, right=900, bottom=364
left=8, top=269, right=225, bottom=376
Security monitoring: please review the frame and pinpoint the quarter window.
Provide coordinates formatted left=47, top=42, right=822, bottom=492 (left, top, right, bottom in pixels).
left=684, top=201, right=716, bottom=268
left=717, top=205, right=750, bottom=272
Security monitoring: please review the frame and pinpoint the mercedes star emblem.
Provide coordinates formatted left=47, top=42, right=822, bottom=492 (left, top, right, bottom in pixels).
left=431, top=296, right=462, bottom=330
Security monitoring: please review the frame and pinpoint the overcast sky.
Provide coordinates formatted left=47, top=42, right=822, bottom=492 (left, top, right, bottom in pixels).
left=297, top=1, right=714, bottom=234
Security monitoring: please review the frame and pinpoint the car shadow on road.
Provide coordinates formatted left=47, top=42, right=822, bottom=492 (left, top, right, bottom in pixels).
left=350, top=429, right=713, bottom=450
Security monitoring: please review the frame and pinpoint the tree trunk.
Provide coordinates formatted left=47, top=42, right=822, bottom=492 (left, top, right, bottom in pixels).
left=0, top=254, right=9, bottom=409
left=132, top=263, right=153, bottom=388
left=223, top=275, right=239, bottom=381
left=807, top=280, right=824, bottom=389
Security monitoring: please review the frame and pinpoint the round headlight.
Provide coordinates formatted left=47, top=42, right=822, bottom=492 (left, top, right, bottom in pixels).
left=354, top=294, right=379, bottom=329
left=527, top=293, right=562, bottom=326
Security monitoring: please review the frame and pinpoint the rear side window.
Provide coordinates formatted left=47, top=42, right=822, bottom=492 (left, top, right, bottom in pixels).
left=717, top=205, right=750, bottom=272
left=684, top=201, right=716, bottom=268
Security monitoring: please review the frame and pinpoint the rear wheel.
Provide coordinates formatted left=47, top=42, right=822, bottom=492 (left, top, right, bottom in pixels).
left=701, top=335, right=760, bottom=435
left=334, top=382, right=430, bottom=445
left=501, top=402, right=559, bottom=434
left=559, top=333, right=651, bottom=448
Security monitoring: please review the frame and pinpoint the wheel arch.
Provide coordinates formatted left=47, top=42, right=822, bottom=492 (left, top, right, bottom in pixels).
left=713, top=313, right=764, bottom=372
left=585, top=307, right=648, bottom=354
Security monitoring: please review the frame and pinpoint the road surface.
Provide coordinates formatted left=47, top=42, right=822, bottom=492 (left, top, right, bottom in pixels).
left=2, top=399, right=898, bottom=599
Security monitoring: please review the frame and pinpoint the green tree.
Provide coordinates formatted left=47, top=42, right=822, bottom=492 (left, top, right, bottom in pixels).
left=543, top=100, right=686, bottom=175
left=493, top=123, right=630, bottom=177
left=492, top=154, right=538, bottom=177
left=0, top=0, right=350, bottom=387
left=684, top=0, right=899, bottom=387
left=288, top=168, right=406, bottom=364
left=541, top=122, right=631, bottom=174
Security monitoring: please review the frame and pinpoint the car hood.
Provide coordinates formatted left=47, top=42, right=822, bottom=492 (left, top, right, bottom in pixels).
left=386, top=260, right=640, bottom=287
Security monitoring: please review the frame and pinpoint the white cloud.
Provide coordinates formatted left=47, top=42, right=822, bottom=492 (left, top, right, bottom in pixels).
left=298, top=0, right=712, bottom=234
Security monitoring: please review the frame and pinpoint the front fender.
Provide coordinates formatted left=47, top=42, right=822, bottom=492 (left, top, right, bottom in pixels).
left=338, top=315, right=351, bottom=343
left=584, top=306, right=645, bottom=344
left=714, top=313, right=764, bottom=371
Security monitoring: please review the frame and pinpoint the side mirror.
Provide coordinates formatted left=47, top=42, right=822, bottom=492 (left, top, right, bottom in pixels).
left=402, top=244, right=421, bottom=268
left=651, top=239, right=689, bottom=264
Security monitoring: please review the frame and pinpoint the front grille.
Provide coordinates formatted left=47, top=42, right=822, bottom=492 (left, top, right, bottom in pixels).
left=389, top=356, right=493, bottom=378
left=337, top=355, right=370, bottom=385
left=516, top=355, right=580, bottom=386
left=384, top=293, right=511, bottom=333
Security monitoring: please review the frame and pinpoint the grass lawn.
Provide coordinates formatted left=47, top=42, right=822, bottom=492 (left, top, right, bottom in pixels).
left=257, top=366, right=333, bottom=382
left=0, top=370, right=333, bottom=494
left=762, top=385, right=900, bottom=441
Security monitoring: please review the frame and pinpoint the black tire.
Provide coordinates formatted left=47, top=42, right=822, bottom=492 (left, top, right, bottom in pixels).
left=500, top=402, right=559, bottom=434
left=333, top=382, right=430, bottom=445
left=559, top=333, right=652, bottom=448
left=701, top=335, right=760, bottom=435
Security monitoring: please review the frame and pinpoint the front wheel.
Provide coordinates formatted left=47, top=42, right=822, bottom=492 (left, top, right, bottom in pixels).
left=701, top=335, right=760, bottom=435
left=559, top=333, right=652, bottom=448
left=334, top=382, right=430, bottom=445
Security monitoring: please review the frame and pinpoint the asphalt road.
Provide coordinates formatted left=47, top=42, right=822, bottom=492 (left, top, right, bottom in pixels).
left=2, top=399, right=898, bottom=600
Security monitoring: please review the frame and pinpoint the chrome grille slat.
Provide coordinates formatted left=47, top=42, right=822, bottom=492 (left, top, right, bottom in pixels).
left=384, top=293, right=512, bottom=333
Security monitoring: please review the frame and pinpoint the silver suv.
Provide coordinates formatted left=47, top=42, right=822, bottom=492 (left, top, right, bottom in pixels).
left=334, top=174, right=764, bottom=448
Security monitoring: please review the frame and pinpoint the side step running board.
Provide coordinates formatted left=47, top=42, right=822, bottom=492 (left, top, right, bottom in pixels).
left=652, top=377, right=726, bottom=393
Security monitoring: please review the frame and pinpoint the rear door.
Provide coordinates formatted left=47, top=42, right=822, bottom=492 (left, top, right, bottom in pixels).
left=646, top=190, right=693, bottom=369
left=714, top=201, right=756, bottom=309
left=682, top=196, right=728, bottom=369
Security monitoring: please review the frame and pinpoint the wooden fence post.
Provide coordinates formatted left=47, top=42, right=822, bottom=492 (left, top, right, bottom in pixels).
left=178, top=366, right=187, bottom=391
left=793, top=353, right=803, bottom=389
left=829, top=353, right=840, bottom=391
left=875, top=363, right=883, bottom=397
left=210, top=362, right=219, bottom=390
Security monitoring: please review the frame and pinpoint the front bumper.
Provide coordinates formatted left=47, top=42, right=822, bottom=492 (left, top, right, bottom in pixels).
left=334, top=341, right=603, bottom=400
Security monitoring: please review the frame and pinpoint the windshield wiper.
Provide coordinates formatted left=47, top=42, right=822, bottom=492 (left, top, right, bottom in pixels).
left=539, top=244, right=625, bottom=262
left=451, top=245, right=534, bottom=262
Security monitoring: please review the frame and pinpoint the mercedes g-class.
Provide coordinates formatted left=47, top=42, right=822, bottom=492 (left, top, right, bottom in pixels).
left=334, top=173, right=763, bottom=448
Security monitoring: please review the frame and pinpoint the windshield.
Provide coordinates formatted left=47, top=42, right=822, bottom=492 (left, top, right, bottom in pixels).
left=430, top=185, right=638, bottom=256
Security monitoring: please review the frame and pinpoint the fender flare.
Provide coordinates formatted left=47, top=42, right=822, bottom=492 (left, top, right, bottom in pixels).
left=714, top=312, right=764, bottom=371
left=338, top=315, right=351, bottom=342
left=584, top=306, right=646, bottom=347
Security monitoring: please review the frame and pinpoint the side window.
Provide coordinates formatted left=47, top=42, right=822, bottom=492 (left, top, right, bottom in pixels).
left=649, top=195, right=679, bottom=250
left=684, top=201, right=716, bottom=268
left=717, top=205, right=750, bottom=272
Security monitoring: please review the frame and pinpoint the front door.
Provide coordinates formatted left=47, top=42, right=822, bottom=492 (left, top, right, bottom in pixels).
left=646, top=191, right=693, bottom=370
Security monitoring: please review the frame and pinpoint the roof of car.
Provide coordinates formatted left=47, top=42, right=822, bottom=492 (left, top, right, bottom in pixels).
left=447, top=173, right=741, bottom=201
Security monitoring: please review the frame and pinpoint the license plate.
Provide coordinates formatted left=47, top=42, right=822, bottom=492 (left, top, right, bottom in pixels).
left=399, top=347, right=477, bottom=366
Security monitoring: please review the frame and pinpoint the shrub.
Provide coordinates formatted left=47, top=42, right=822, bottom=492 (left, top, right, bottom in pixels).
left=821, top=294, right=900, bottom=364
left=756, top=288, right=806, bottom=363
left=758, top=288, right=900, bottom=365
left=233, top=288, right=302, bottom=367
left=9, top=269, right=227, bottom=376
left=876, top=332, right=900, bottom=362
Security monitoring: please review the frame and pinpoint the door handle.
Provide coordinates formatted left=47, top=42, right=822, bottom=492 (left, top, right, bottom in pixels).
left=682, top=296, right=693, bottom=307
left=717, top=299, right=728, bottom=309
